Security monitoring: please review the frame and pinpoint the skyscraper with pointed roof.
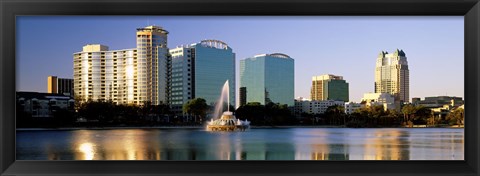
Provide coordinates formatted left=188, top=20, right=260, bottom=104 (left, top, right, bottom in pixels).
left=374, top=49, right=409, bottom=102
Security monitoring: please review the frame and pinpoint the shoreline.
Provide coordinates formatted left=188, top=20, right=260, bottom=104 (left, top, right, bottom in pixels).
left=16, top=125, right=464, bottom=131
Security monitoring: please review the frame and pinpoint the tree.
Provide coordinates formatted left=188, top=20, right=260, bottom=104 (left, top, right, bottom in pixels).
left=446, top=108, right=464, bottom=127
left=413, top=106, right=431, bottom=125
left=324, top=105, right=346, bottom=126
left=183, top=98, right=208, bottom=122
left=235, top=102, right=266, bottom=125
left=402, top=104, right=417, bottom=127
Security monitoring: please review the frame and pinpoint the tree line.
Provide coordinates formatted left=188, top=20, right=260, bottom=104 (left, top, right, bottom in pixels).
left=17, top=97, right=464, bottom=128
left=300, top=104, right=464, bottom=127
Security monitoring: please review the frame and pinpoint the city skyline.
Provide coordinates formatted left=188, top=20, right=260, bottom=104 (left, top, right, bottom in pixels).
left=17, top=16, right=464, bottom=102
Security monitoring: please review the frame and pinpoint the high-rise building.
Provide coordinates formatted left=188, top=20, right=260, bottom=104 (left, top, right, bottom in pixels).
left=374, top=49, right=409, bottom=102
left=47, top=76, right=74, bottom=96
left=168, top=40, right=235, bottom=113
left=240, top=53, right=294, bottom=107
left=73, top=26, right=169, bottom=105
left=310, top=74, right=349, bottom=102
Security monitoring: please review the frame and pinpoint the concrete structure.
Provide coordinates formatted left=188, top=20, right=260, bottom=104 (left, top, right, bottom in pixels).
left=73, top=26, right=169, bottom=105
left=16, top=91, right=75, bottom=118
left=47, top=76, right=74, bottom=97
left=168, top=40, right=235, bottom=113
left=374, top=49, right=409, bottom=102
left=240, top=53, right=294, bottom=107
left=412, top=96, right=464, bottom=120
left=344, top=102, right=365, bottom=114
left=412, top=96, right=464, bottom=108
left=310, top=74, right=349, bottom=102
left=362, top=93, right=396, bottom=111
left=294, top=98, right=344, bottom=115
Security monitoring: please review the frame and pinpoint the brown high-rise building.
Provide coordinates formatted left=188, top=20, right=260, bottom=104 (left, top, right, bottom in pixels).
left=310, top=74, right=349, bottom=102
left=48, top=76, right=73, bottom=96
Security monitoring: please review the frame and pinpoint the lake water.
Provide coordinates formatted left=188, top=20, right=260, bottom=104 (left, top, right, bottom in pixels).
left=16, top=128, right=464, bottom=160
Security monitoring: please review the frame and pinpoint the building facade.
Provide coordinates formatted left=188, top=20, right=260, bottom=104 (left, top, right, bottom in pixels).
left=73, top=26, right=169, bottom=105
left=168, top=40, right=236, bottom=113
left=17, top=91, right=75, bottom=118
left=412, top=96, right=464, bottom=108
left=374, top=49, right=409, bottom=102
left=47, top=76, right=74, bottom=97
left=294, top=98, right=345, bottom=115
left=344, top=102, right=364, bottom=114
left=362, top=92, right=396, bottom=111
left=240, top=53, right=294, bottom=107
left=310, top=74, right=349, bottom=102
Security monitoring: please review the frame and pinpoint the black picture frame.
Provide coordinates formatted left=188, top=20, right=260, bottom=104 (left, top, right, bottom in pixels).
left=1, top=0, right=479, bottom=176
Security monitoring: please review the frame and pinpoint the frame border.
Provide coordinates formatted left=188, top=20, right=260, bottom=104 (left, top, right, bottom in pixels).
left=1, top=0, right=479, bottom=176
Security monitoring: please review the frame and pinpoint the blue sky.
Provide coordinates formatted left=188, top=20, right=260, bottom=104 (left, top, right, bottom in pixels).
left=16, top=16, right=464, bottom=102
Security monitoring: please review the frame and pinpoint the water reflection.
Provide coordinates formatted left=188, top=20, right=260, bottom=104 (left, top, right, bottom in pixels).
left=361, top=129, right=410, bottom=160
left=78, top=143, right=95, bottom=160
left=16, top=128, right=464, bottom=160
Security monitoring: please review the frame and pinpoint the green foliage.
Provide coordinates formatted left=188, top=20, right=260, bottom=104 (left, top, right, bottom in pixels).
left=346, top=105, right=401, bottom=127
left=235, top=102, right=293, bottom=126
left=324, top=105, right=346, bottom=126
left=446, top=108, right=464, bottom=126
left=183, top=98, right=208, bottom=119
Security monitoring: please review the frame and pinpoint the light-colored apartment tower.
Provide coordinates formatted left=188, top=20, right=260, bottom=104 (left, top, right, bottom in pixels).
left=374, top=49, right=409, bottom=102
left=136, top=26, right=169, bottom=105
left=73, top=26, right=169, bottom=105
left=310, top=74, right=349, bottom=102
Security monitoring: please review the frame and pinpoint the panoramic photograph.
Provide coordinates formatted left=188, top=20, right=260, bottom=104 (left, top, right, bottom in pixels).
left=16, top=16, right=464, bottom=160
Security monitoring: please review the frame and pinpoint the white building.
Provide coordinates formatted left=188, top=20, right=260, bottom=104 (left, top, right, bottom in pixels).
left=362, top=92, right=396, bottom=111
left=344, top=102, right=364, bottom=114
left=73, top=26, right=169, bottom=105
left=295, top=98, right=344, bottom=116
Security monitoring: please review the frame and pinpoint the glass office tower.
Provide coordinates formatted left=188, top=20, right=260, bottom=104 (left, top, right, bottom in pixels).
left=240, top=53, right=294, bottom=107
left=169, top=40, right=235, bottom=113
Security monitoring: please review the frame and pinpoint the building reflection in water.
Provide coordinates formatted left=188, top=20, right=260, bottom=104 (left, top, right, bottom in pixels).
left=31, top=128, right=463, bottom=160
left=69, top=129, right=164, bottom=160
left=293, top=129, right=349, bottom=160
left=359, top=129, right=410, bottom=160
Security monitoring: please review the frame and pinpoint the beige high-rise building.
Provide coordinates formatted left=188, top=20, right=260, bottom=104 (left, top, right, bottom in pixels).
left=374, top=49, right=409, bottom=102
left=73, top=26, right=169, bottom=105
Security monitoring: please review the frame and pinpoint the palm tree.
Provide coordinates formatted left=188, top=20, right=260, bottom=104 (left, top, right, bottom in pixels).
left=402, top=104, right=416, bottom=127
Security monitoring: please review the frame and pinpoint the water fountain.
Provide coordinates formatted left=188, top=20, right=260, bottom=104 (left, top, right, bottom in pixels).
left=206, top=80, right=250, bottom=131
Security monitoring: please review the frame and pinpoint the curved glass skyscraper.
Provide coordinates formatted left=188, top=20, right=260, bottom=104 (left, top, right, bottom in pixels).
left=240, top=53, right=294, bottom=107
left=169, top=40, right=236, bottom=113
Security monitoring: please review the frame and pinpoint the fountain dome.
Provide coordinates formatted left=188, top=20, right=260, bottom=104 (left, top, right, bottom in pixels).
left=206, top=111, right=250, bottom=131
left=206, top=80, right=250, bottom=131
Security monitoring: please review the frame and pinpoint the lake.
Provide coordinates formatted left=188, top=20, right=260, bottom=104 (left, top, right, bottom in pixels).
left=16, top=127, right=464, bottom=160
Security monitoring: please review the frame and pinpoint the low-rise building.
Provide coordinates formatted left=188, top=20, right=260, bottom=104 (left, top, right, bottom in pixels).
left=412, top=96, right=463, bottom=108
left=362, top=92, right=396, bottom=111
left=344, top=102, right=365, bottom=114
left=295, top=97, right=345, bottom=116
left=17, top=92, right=75, bottom=118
